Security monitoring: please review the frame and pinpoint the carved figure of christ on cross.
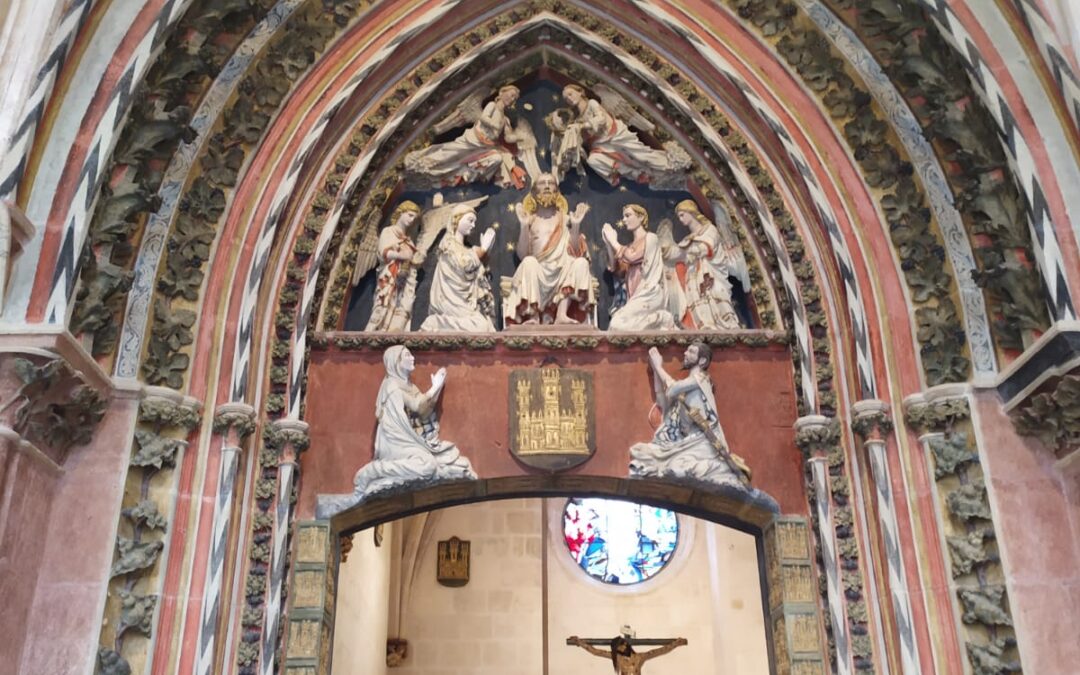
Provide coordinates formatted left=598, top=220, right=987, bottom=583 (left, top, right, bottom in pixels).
left=567, top=633, right=688, bottom=674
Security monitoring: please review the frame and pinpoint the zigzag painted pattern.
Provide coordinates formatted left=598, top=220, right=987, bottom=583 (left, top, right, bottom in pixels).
left=812, top=458, right=853, bottom=675
left=630, top=0, right=876, bottom=400
left=0, top=0, right=95, bottom=202
left=1012, top=0, right=1080, bottom=134
left=867, top=439, right=920, bottom=675
left=918, top=0, right=1076, bottom=322
left=195, top=445, right=241, bottom=675
left=44, top=0, right=196, bottom=324
left=234, top=0, right=462, bottom=407
left=261, top=462, right=296, bottom=675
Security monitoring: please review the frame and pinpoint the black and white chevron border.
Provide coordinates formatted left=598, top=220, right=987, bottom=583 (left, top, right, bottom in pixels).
left=918, top=0, right=1076, bottom=323
left=1012, top=0, right=1080, bottom=134
left=43, top=0, right=195, bottom=324
left=0, top=0, right=95, bottom=202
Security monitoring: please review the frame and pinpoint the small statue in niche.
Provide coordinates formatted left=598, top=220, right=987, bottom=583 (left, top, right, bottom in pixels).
left=629, top=343, right=752, bottom=489
left=657, top=200, right=747, bottom=330
left=350, top=345, right=477, bottom=498
left=567, top=633, right=688, bottom=674
left=404, top=85, right=540, bottom=189
left=419, top=203, right=498, bottom=332
left=503, top=172, right=596, bottom=326
left=602, top=205, right=676, bottom=332
left=548, top=84, right=691, bottom=189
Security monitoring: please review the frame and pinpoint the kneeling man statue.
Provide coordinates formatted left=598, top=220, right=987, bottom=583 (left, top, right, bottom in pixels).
left=630, top=342, right=752, bottom=488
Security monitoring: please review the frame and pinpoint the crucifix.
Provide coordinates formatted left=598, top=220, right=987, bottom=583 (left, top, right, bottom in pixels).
left=567, top=627, right=687, bottom=674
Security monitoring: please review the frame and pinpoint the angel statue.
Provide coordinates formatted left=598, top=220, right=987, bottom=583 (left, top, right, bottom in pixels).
left=315, top=345, right=477, bottom=514
left=656, top=200, right=747, bottom=330
left=504, top=172, right=596, bottom=326
left=353, top=194, right=488, bottom=331
left=419, top=202, right=498, bottom=332
left=547, top=84, right=691, bottom=189
left=404, top=85, right=541, bottom=189
left=602, top=204, right=676, bottom=331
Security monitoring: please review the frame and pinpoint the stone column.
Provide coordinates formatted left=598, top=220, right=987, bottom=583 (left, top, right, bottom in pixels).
left=794, top=414, right=852, bottom=675
left=194, top=403, right=257, bottom=675
left=261, top=419, right=309, bottom=675
left=851, top=400, right=919, bottom=675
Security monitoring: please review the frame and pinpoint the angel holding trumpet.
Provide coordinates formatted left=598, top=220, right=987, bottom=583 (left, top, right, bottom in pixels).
left=404, top=85, right=542, bottom=190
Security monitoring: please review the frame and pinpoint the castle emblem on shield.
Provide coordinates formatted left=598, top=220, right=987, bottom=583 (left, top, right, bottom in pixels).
left=510, top=366, right=595, bottom=471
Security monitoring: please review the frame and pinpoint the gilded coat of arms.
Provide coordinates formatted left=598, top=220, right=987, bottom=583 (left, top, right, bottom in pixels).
left=509, top=366, right=595, bottom=470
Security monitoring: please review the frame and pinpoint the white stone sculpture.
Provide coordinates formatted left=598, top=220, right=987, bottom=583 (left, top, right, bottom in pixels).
left=419, top=203, right=497, bottom=332
left=354, top=200, right=424, bottom=332
left=657, top=199, right=745, bottom=330
left=629, top=344, right=752, bottom=489
left=355, top=194, right=488, bottom=332
left=344, top=346, right=477, bottom=504
left=547, top=84, right=690, bottom=189
left=404, top=85, right=540, bottom=189
left=503, top=172, right=596, bottom=326
left=602, top=205, right=676, bottom=332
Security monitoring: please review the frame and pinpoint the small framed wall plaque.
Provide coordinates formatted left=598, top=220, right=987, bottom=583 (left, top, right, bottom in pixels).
left=436, top=536, right=470, bottom=587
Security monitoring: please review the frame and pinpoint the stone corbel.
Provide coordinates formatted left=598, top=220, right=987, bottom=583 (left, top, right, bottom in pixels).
left=992, top=323, right=1080, bottom=466
left=0, top=348, right=108, bottom=466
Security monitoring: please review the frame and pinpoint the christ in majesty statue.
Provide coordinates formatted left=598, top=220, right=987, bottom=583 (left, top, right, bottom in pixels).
left=567, top=634, right=687, bottom=674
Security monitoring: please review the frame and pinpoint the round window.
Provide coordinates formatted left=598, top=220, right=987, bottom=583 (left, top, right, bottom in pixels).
left=562, top=498, right=679, bottom=585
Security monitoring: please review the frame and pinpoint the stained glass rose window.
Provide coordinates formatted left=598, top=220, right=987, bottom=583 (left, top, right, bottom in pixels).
left=562, top=498, right=679, bottom=585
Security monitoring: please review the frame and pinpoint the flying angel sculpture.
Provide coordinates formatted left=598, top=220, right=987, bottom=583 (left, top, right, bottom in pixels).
left=353, top=194, right=490, bottom=332
left=547, top=83, right=691, bottom=189
left=404, top=85, right=542, bottom=189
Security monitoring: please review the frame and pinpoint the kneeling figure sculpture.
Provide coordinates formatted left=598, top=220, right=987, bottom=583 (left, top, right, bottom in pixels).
left=629, top=343, right=751, bottom=489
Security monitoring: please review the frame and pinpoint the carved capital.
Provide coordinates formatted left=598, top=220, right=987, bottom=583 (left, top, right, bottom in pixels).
left=850, top=400, right=893, bottom=441
left=139, top=386, right=202, bottom=430
left=903, top=385, right=970, bottom=433
left=213, top=402, right=257, bottom=441
left=793, top=415, right=840, bottom=458
left=265, top=418, right=310, bottom=461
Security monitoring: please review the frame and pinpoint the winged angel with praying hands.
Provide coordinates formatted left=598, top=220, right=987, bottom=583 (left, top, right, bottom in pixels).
left=404, top=85, right=542, bottom=189
left=353, top=194, right=489, bottom=332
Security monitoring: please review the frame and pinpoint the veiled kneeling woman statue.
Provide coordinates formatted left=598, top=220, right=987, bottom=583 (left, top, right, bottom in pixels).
left=352, top=345, right=477, bottom=498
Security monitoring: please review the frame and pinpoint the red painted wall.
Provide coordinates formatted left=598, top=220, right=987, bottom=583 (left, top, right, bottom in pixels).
left=298, top=342, right=807, bottom=517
